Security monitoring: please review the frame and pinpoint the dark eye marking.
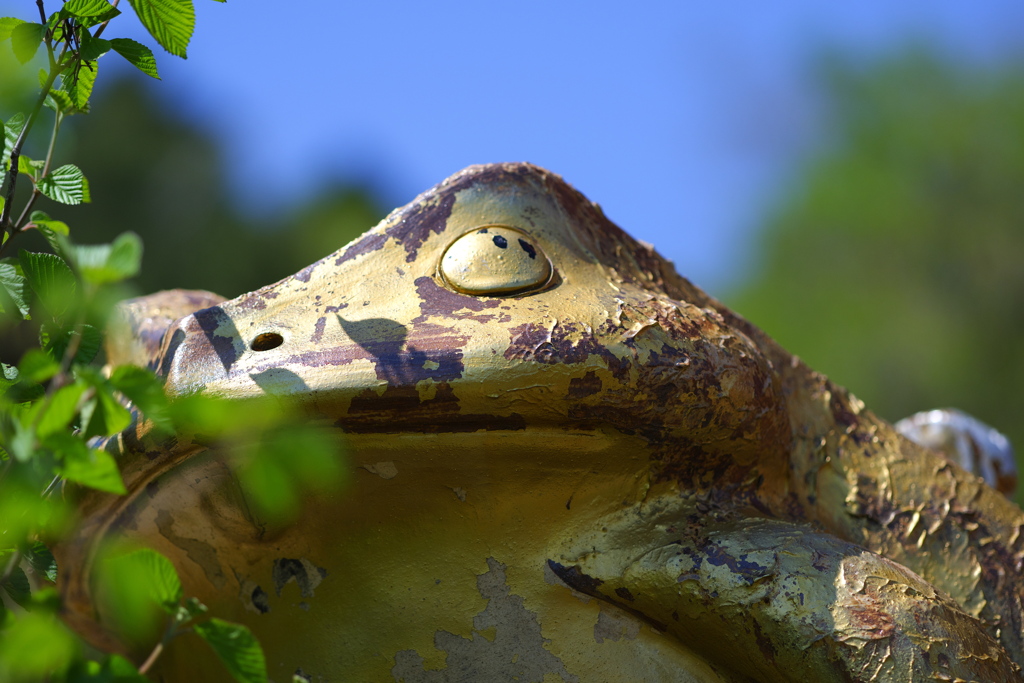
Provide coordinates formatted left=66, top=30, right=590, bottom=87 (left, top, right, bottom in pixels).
left=518, top=239, right=537, bottom=259
left=492, top=235, right=508, bottom=249
left=477, top=227, right=489, bottom=234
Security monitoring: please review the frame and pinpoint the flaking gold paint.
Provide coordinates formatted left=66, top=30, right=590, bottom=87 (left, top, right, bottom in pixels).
left=55, top=163, right=1024, bottom=682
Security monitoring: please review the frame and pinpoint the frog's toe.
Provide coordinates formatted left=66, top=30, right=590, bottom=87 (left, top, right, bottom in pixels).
left=896, top=408, right=1016, bottom=496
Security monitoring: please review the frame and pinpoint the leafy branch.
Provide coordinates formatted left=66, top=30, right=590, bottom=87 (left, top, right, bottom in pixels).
left=0, top=0, right=181, bottom=256
left=0, top=1, right=273, bottom=682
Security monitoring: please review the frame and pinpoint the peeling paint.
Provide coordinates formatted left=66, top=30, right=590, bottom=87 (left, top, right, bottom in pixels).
left=272, top=558, right=327, bottom=599
left=362, top=461, right=399, bottom=479
left=391, top=558, right=579, bottom=683
left=593, top=603, right=641, bottom=644
left=56, top=162, right=1024, bottom=682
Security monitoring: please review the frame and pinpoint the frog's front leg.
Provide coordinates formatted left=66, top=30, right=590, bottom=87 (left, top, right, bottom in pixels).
left=549, top=517, right=1020, bottom=683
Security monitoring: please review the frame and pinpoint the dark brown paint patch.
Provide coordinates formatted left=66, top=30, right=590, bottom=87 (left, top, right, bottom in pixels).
left=504, top=322, right=618, bottom=366
left=546, top=561, right=605, bottom=594
left=272, top=558, right=327, bottom=598
left=567, top=371, right=602, bottom=399
left=614, top=587, right=635, bottom=602
left=413, top=276, right=501, bottom=322
left=192, top=306, right=240, bottom=371
left=384, top=188, right=457, bottom=263
left=293, top=263, right=317, bottom=283
left=336, top=232, right=389, bottom=266
left=311, top=316, right=327, bottom=343
left=341, top=383, right=525, bottom=434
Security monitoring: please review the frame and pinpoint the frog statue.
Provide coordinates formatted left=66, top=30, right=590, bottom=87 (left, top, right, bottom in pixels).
left=54, top=163, right=1024, bottom=682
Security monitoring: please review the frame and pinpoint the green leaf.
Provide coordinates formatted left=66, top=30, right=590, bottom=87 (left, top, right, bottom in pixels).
left=79, top=385, right=131, bottom=438
left=29, top=210, right=70, bottom=237
left=40, top=323, right=101, bottom=365
left=10, top=22, right=43, bottom=64
left=79, top=32, right=112, bottom=62
left=127, top=0, right=194, bottom=58
left=38, top=164, right=89, bottom=205
left=69, top=60, right=99, bottom=111
left=1, top=362, right=18, bottom=384
left=193, top=618, right=268, bottom=683
left=18, top=251, right=77, bottom=319
left=55, top=434, right=127, bottom=494
left=45, top=89, right=76, bottom=115
left=25, top=541, right=57, bottom=583
left=109, top=365, right=169, bottom=428
left=105, top=549, right=182, bottom=613
left=17, top=154, right=43, bottom=179
left=183, top=596, right=208, bottom=619
left=107, top=654, right=149, bottom=680
left=63, top=0, right=122, bottom=18
left=75, top=11, right=124, bottom=31
left=1, top=565, right=31, bottom=609
left=68, top=232, right=142, bottom=284
left=36, top=228, right=70, bottom=261
left=0, top=18, right=26, bottom=42
left=17, top=348, right=60, bottom=383
left=2, top=112, right=25, bottom=171
left=29, top=586, right=61, bottom=612
left=36, top=383, right=87, bottom=437
left=8, top=419, right=36, bottom=462
left=0, top=612, right=76, bottom=678
left=110, top=38, right=159, bottom=79
left=3, top=372, right=44, bottom=403
left=0, top=261, right=31, bottom=319
left=106, top=231, right=142, bottom=279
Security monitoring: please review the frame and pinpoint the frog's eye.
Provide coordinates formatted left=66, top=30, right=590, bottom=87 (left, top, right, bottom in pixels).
left=439, top=226, right=552, bottom=296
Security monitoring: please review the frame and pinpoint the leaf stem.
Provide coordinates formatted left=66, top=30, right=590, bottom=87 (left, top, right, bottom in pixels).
left=137, top=641, right=164, bottom=675
left=138, top=615, right=180, bottom=675
left=14, top=110, right=63, bottom=230
left=93, top=0, right=121, bottom=40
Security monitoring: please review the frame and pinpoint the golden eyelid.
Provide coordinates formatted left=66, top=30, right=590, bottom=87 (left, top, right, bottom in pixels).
left=439, top=226, right=552, bottom=295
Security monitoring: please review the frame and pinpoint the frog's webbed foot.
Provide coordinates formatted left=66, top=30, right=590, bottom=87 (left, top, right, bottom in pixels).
left=549, top=517, right=1021, bottom=683
left=896, top=408, right=1017, bottom=497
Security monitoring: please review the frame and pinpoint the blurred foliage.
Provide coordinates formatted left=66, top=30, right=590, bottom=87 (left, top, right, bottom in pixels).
left=728, top=50, right=1024, bottom=485
left=1, top=3, right=354, bottom=679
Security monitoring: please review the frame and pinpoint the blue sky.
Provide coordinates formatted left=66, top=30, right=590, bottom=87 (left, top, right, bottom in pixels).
left=4, top=1, right=1024, bottom=292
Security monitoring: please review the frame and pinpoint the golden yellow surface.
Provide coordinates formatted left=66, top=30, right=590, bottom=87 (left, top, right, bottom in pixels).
left=56, top=163, right=1024, bottom=682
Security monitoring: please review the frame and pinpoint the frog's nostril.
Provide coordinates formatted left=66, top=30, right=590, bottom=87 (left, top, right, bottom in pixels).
left=251, top=332, right=284, bottom=352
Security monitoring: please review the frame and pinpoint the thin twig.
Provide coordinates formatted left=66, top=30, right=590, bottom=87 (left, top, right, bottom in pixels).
left=138, top=617, right=181, bottom=675
left=41, top=474, right=61, bottom=498
left=14, top=110, right=63, bottom=229
left=137, top=641, right=164, bottom=675
left=92, top=0, right=121, bottom=40
left=0, top=70, right=61, bottom=248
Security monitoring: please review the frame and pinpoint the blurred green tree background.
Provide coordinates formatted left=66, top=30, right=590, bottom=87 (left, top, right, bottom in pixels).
left=726, top=50, right=1024, bottom=484
left=1, top=74, right=385, bottom=364
left=37, top=77, right=385, bottom=298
